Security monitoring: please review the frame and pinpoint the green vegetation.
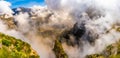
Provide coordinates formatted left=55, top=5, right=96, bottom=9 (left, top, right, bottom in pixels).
left=86, top=40, right=120, bottom=58
left=0, top=32, right=39, bottom=58
left=53, top=40, right=68, bottom=58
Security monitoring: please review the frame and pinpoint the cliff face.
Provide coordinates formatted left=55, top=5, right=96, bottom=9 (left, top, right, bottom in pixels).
left=0, top=32, right=39, bottom=58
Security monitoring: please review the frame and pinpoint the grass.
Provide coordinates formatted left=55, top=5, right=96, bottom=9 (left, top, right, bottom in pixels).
left=0, top=32, right=40, bottom=58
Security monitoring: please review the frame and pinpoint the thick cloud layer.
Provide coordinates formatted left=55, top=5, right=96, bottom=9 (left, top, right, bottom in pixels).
left=46, top=0, right=120, bottom=58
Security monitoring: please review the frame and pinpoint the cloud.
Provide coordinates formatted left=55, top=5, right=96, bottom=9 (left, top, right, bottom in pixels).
left=46, top=0, right=120, bottom=58
left=0, top=0, right=13, bottom=17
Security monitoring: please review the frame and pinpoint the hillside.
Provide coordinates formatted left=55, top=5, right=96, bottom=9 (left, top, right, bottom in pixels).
left=86, top=40, right=120, bottom=58
left=0, top=32, right=39, bottom=58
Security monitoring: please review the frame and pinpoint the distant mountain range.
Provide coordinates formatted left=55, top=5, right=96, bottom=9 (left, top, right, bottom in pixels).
left=12, top=7, right=31, bottom=15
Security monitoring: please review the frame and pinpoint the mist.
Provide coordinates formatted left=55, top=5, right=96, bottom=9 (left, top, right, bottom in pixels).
left=0, top=0, right=120, bottom=58
left=46, top=0, right=120, bottom=58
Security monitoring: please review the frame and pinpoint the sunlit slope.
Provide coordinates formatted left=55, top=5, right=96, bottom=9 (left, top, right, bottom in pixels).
left=0, top=32, right=39, bottom=58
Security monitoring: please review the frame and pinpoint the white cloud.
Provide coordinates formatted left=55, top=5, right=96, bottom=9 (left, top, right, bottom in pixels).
left=0, top=1, right=13, bottom=17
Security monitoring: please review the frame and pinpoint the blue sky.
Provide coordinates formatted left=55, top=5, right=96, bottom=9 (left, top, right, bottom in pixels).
left=6, top=0, right=45, bottom=8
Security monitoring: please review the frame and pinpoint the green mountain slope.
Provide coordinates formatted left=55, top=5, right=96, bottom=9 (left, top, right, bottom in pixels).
left=86, top=40, right=120, bottom=58
left=0, top=32, right=39, bottom=58
left=53, top=39, right=68, bottom=58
